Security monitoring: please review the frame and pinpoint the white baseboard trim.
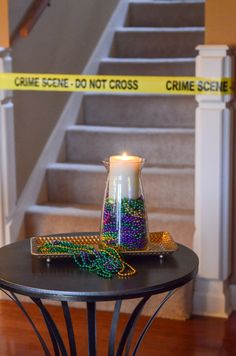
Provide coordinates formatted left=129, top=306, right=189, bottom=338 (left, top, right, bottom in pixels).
left=229, top=284, right=236, bottom=310
left=193, top=277, right=231, bottom=318
left=9, top=0, right=129, bottom=243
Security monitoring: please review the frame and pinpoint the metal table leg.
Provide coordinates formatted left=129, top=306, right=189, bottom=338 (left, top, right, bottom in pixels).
left=32, top=297, right=67, bottom=356
left=132, top=290, right=176, bottom=355
left=62, top=301, right=77, bottom=356
left=1, top=288, right=176, bottom=356
left=87, top=302, right=97, bottom=356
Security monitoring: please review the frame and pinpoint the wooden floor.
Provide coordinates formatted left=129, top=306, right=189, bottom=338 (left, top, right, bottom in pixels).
left=0, top=300, right=236, bottom=355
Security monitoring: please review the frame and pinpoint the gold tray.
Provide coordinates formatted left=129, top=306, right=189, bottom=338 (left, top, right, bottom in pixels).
left=31, top=232, right=178, bottom=260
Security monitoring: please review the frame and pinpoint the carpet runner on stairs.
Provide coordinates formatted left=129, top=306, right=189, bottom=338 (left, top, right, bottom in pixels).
left=26, top=0, right=205, bottom=319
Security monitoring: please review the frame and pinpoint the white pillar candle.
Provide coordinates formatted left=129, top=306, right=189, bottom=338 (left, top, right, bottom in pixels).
left=108, top=154, right=142, bottom=200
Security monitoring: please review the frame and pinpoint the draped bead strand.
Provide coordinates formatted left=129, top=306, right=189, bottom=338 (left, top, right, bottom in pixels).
left=37, top=240, right=136, bottom=279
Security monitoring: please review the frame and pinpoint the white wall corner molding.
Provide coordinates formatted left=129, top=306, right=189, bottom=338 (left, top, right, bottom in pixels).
left=229, top=284, right=236, bottom=311
left=193, top=45, right=234, bottom=316
left=0, top=48, right=16, bottom=247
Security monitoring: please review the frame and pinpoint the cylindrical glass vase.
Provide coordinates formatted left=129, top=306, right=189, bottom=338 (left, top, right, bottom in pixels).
left=100, top=155, right=148, bottom=250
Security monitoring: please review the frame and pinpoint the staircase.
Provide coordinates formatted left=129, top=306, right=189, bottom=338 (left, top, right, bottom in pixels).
left=25, top=0, right=204, bottom=319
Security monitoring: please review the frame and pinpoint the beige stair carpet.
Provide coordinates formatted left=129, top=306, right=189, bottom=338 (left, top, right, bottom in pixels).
left=26, top=0, right=205, bottom=319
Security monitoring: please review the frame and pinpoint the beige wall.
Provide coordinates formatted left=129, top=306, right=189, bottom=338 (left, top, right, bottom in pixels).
left=10, top=0, right=118, bottom=195
left=205, top=0, right=236, bottom=45
left=0, top=0, right=9, bottom=47
left=206, top=0, right=236, bottom=282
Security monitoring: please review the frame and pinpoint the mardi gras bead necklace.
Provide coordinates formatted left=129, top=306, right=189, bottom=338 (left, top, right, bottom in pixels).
left=37, top=240, right=136, bottom=279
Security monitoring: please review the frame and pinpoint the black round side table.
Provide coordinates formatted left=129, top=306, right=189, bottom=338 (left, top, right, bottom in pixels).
left=0, top=237, right=198, bottom=356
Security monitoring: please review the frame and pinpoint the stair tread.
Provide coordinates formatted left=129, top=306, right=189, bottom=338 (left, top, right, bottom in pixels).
left=83, top=93, right=195, bottom=98
left=101, top=57, right=195, bottom=63
left=83, top=92, right=196, bottom=97
left=48, top=162, right=195, bottom=172
left=116, top=27, right=205, bottom=33
left=68, top=124, right=195, bottom=134
left=27, top=203, right=101, bottom=215
left=27, top=203, right=194, bottom=218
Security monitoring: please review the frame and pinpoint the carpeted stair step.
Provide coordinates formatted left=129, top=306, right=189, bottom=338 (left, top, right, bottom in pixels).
left=25, top=203, right=194, bottom=248
left=26, top=204, right=101, bottom=237
left=46, top=163, right=194, bottom=210
left=81, top=94, right=196, bottom=128
left=98, top=57, right=195, bottom=76
left=110, top=27, right=204, bottom=58
left=66, top=125, right=195, bottom=167
left=127, top=1, right=204, bottom=28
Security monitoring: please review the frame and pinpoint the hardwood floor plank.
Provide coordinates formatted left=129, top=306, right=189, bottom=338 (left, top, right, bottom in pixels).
left=0, top=300, right=236, bottom=355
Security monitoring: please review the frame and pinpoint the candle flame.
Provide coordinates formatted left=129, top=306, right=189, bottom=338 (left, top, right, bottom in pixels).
left=110, top=153, right=142, bottom=163
left=121, top=152, right=129, bottom=160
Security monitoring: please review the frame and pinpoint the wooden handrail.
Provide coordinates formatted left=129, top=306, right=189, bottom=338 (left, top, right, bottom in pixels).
left=10, top=0, right=50, bottom=46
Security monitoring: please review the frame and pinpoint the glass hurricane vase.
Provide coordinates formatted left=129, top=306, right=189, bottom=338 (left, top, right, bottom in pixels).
left=100, top=155, right=148, bottom=251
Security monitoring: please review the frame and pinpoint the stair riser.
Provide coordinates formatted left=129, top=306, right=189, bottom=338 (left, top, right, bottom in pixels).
left=144, top=172, right=194, bottom=210
left=25, top=211, right=100, bottom=237
left=148, top=215, right=194, bottom=248
left=66, top=129, right=195, bottom=166
left=47, top=168, right=194, bottom=210
left=112, top=30, right=204, bottom=58
left=128, top=2, right=204, bottom=28
left=98, top=61, right=195, bottom=76
left=26, top=209, right=194, bottom=247
left=82, top=95, right=196, bottom=128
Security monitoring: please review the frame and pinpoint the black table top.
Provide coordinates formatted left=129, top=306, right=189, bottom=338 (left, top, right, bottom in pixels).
left=0, top=238, right=198, bottom=302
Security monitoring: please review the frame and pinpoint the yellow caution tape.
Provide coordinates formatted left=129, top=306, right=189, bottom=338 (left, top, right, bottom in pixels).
left=0, top=73, right=234, bottom=95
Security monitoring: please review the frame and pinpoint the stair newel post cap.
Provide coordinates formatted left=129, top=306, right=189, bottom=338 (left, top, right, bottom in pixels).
left=195, top=44, right=234, bottom=103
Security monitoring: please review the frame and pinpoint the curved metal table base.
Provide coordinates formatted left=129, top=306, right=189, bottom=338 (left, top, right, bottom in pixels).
left=1, top=288, right=176, bottom=356
left=1, top=289, right=51, bottom=355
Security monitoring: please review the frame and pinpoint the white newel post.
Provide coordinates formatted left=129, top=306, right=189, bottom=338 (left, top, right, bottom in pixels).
left=0, top=48, right=17, bottom=246
left=193, top=45, right=234, bottom=317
